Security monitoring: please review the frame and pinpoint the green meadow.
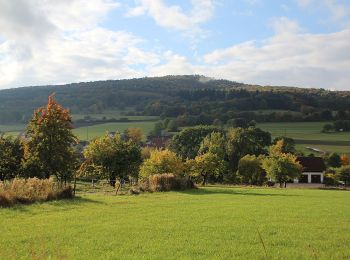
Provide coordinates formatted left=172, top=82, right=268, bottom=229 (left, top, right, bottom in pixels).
left=258, top=122, right=350, bottom=155
left=2, top=121, right=350, bottom=154
left=0, top=186, right=349, bottom=259
left=73, top=121, right=156, bottom=140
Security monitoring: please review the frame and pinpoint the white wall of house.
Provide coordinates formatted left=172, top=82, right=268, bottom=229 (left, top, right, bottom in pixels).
left=294, top=172, right=324, bottom=184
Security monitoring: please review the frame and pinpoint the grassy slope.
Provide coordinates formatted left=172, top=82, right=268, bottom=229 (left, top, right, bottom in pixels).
left=1, top=186, right=349, bottom=259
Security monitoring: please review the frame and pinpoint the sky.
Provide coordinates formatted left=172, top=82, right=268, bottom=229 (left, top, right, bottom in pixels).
left=0, top=0, right=349, bottom=90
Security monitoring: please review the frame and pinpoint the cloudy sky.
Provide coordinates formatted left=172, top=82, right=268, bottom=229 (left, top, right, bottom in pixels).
left=0, top=0, right=349, bottom=90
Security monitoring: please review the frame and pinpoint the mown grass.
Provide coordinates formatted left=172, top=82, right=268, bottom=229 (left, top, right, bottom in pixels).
left=0, top=186, right=349, bottom=259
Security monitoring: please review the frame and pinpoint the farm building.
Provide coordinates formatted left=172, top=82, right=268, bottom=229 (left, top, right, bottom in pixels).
left=294, top=157, right=326, bottom=184
left=145, top=136, right=172, bottom=149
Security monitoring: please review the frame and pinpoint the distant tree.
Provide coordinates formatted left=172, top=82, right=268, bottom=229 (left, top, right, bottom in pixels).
left=150, top=121, right=163, bottom=136
left=190, top=152, right=226, bottom=186
left=237, top=155, right=265, bottom=185
left=273, top=137, right=296, bottom=154
left=226, top=127, right=271, bottom=171
left=198, top=132, right=226, bottom=158
left=0, top=136, right=23, bottom=181
left=83, top=133, right=142, bottom=186
left=336, top=165, right=350, bottom=187
left=227, top=118, right=248, bottom=128
left=125, top=128, right=143, bottom=143
left=213, top=118, right=223, bottom=127
left=23, top=94, right=77, bottom=184
left=340, top=154, right=350, bottom=166
left=262, top=153, right=302, bottom=188
left=321, top=110, right=333, bottom=121
left=327, top=153, right=341, bottom=168
left=322, top=123, right=334, bottom=133
left=139, top=149, right=184, bottom=179
left=166, top=119, right=178, bottom=132
left=170, top=126, right=221, bottom=159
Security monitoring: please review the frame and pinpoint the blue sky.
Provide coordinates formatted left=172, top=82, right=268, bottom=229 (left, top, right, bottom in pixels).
left=0, top=0, right=349, bottom=90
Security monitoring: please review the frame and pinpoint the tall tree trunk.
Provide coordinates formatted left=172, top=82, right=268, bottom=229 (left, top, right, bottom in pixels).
left=73, top=171, right=77, bottom=196
left=202, top=174, right=207, bottom=186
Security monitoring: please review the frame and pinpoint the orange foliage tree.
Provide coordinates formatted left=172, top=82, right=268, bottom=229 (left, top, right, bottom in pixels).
left=341, top=154, right=350, bottom=166
left=23, top=94, right=78, bottom=184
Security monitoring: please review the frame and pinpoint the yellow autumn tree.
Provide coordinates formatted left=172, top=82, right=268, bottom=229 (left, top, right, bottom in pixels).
left=139, top=149, right=184, bottom=179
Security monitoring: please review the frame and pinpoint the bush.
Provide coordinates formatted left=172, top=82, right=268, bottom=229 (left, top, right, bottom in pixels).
left=0, top=178, right=74, bottom=207
left=266, top=180, right=275, bottom=187
left=140, top=173, right=194, bottom=192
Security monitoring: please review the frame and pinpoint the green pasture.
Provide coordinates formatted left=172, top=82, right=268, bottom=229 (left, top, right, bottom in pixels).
left=1, top=186, right=349, bottom=259
left=73, top=121, right=155, bottom=140
left=258, top=122, right=350, bottom=142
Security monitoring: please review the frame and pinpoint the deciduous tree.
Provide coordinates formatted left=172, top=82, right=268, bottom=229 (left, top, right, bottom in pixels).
left=237, top=155, right=265, bottom=185
left=0, top=136, right=23, bottom=181
left=139, top=149, right=184, bottom=179
left=83, top=133, right=142, bottom=186
left=23, top=94, right=77, bottom=184
left=190, top=152, right=226, bottom=186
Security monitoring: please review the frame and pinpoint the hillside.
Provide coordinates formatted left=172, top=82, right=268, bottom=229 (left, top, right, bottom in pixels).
left=0, top=75, right=349, bottom=125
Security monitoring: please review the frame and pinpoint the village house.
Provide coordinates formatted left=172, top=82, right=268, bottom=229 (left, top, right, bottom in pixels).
left=294, top=157, right=326, bottom=184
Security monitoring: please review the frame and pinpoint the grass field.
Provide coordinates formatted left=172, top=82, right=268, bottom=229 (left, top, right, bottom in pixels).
left=2, top=121, right=350, bottom=154
left=73, top=121, right=156, bottom=140
left=258, top=122, right=350, bottom=142
left=0, top=186, right=349, bottom=259
left=258, top=122, right=350, bottom=155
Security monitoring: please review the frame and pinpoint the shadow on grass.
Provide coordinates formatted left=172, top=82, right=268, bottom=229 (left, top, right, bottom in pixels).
left=318, top=187, right=350, bottom=192
left=179, top=186, right=299, bottom=197
left=6, top=196, right=104, bottom=212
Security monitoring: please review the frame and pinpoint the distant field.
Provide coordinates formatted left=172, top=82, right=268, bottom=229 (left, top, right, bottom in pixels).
left=2, top=121, right=349, bottom=155
left=73, top=121, right=155, bottom=140
left=0, top=186, right=349, bottom=259
left=296, top=144, right=350, bottom=156
left=0, top=124, right=25, bottom=133
left=258, top=122, right=350, bottom=142
left=258, top=122, right=350, bottom=155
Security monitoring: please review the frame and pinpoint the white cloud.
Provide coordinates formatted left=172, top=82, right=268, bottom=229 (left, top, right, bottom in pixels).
left=0, top=1, right=349, bottom=91
left=149, top=19, right=350, bottom=90
left=127, top=0, right=216, bottom=32
left=0, top=0, right=160, bottom=88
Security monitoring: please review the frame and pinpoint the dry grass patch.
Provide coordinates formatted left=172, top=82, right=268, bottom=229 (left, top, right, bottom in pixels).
left=0, top=178, right=73, bottom=207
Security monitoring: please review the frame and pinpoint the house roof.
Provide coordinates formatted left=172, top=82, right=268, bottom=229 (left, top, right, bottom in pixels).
left=297, top=157, right=326, bottom=172
left=145, top=136, right=172, bottom=149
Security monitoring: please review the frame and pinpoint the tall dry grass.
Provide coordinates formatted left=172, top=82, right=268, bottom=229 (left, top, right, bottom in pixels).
left=140, top=173, right=195, bottom=192
left=0, top=178, right=73, bottom=207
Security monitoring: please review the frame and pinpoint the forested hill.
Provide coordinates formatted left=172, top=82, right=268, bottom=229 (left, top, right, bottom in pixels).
left=0, top=75, right=349, bottom=124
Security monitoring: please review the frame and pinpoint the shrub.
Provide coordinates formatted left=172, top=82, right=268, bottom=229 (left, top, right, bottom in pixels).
left=0, top=178, right=74, bottom=207
left=140, top=174, right=194, bottom=192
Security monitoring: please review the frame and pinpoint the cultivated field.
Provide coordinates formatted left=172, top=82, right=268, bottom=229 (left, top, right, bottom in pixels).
left=1, top=186, right=349, bottom=259
left=258, top=122, right=350, bottom=155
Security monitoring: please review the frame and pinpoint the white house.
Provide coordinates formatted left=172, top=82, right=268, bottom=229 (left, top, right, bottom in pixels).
left=294, top=157, right=326, bottom=184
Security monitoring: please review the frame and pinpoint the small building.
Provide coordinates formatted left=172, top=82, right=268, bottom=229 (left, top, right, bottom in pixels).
left=295, top=157, right=326, bottom=184
left=145, top=136, right=172, bottom=149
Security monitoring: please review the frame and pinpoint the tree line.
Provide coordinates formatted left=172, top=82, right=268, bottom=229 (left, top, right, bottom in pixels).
left=1, top=75, right=350, bottom=125
left=1, top=95, right=350, bottom=190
